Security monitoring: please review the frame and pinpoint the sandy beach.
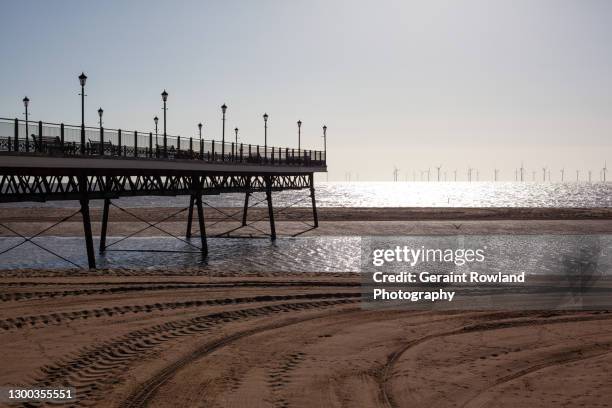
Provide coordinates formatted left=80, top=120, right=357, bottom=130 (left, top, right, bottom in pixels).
left=1, top=206, right=611, bottom=238
left=1, top=273, right=611, bottom=407
left=0, top=207, right=611, bottom=407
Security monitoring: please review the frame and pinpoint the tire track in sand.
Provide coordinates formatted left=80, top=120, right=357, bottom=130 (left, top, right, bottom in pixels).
left=0, top=281, right=359, bottom=302
left=267, top=352, right=307, bottom=408
left=22, top=298, right=358, bottom=408
left=460, top=343, right=612, bottom=408
left=379, top=311, right=612, bottom=408
left=121, top=309, right=359, bottom=408
left=0, top=292, right=359, bottom=330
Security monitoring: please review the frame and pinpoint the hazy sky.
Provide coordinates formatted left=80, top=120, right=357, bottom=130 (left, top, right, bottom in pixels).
left=1, top=0, right=610, bottom=181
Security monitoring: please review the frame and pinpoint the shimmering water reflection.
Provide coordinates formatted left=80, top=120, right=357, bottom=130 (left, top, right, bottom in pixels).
left=1, top=182, right=610, bottom=209
left=0, top=236, right=361, bottom=271
left=0, top=234, right=609, bottom=272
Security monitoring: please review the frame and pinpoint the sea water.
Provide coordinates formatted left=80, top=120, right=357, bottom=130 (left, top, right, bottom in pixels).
left=0, top=235, right=610, bottom=272
left=0, top=182, right=610, bottom=270
left=0, top=182, right=610, bottom=209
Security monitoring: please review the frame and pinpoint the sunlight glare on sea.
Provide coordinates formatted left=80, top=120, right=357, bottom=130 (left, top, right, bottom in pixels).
left=3, top=182, right=609, bottom=209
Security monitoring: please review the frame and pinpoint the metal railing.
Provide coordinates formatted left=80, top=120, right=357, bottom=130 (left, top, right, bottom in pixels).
left=0, top=117, right=326, bottom=167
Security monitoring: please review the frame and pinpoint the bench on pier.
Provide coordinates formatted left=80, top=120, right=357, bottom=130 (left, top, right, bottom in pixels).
left=174, top=149, right=197, bottom=160
left=30, top=134, right=63, bottom=155
left=88, top=139, right=118, bottom=155
left=151, top=145, right=200, bottom=160
left=157, top=145, right=179, bottom=159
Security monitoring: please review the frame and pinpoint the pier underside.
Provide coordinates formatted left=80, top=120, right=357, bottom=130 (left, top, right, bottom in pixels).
left=0, top=156, right=324, bottom=269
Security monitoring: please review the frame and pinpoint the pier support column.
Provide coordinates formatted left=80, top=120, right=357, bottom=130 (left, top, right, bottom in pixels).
left=265, top=176, right=276, bottom=240
left=78, top=175, right=96, bottom=269
left=194, top=177, right=208, bottom=257
left=309, top=173, right=319, bottom=228
left=186, top=195, right=195, bottom=238
left=99, top=198, right=110, bottom=253
left=242, top=176, right=251, bottom=227
left=242, top=192, right=250, bottom=227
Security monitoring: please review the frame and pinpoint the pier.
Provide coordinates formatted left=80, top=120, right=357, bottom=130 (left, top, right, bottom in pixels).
left=0, top=117, right=326, bottom=268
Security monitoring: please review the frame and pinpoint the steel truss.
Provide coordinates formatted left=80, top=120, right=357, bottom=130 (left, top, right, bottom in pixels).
left=0, top=171, right=318, bottom=269
left=0, top=209, right=84, bottom=268
left=0, top=173, right=312, bottom=202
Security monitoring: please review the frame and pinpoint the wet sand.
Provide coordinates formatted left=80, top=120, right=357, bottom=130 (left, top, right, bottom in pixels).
left=0, top=207, right=611, bottom=407
left=0, top=206, right=611, bottom=237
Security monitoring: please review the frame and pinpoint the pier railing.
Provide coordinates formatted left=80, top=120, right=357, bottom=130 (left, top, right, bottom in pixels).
left=0, top=117, right=326, bottom=166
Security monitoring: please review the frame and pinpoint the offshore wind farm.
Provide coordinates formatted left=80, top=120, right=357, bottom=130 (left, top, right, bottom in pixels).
left=380, top=163, right=609, bottom=183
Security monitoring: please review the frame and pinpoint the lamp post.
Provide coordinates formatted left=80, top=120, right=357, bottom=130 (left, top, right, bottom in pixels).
left=263, top=113, right=268, bottom=158
left=198, top=122, right=203, bottom=158
left=322, top=124, right=327, bottom=158
left=161, top=90, right=168, bottom=157
left=297, top=120, right=302, bottom=153
left=97, top=107, right=104, bottom=155
left=154, top=116, right=159, bottom=149
left=234, top=127, right=239, bottom=160
left=221, top=104, right=227, bottom=159
left=23, top=97, right=29, bottom=152
left=322, top=125, right=327, bottom=180
left=79, top=72, right=87, bottom=154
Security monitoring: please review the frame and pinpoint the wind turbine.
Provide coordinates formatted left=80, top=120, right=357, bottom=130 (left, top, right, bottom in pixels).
left=494, top=168, right=499, bottom=182
left=542, top=166, right=547, bottom=182
left=454, top=169, right=457, bottom=182
left=436, top=165, right=442, bottom=182
left=603, top=162, right=608, bottom=182
left=393, top=166, right=400, bottom=182
left=468, top=167, right=473, bottom=183
left=427, top=168, right=431, bottom=182
left=476, top=169, right=479, bottom=181
left=588, top=170, right=592, bottom=184
left=560, top=167, right=565, bottom=183
left=520, top=162, right=524, bottom=182
left=444, top=171, right=447, bottom=182
left=576, top=169, right=580, bottom=182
